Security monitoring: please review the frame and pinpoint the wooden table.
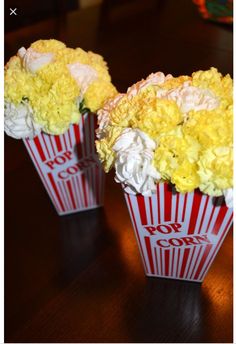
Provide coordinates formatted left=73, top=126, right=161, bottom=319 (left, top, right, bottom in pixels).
left=5, top=0, right=233, bottom=342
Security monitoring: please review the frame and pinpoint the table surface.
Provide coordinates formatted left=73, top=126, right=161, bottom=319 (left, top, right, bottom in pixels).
left=5, top=0, right=233, bottom=342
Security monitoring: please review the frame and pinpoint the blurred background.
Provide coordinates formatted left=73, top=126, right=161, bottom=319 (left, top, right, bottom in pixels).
left=5, top=0, right=233, bottom=87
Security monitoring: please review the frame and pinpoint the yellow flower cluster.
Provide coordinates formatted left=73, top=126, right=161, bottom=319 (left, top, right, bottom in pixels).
left=4, top=39, right=117, bottom=135
left=96, top=68, right=233, bottom=196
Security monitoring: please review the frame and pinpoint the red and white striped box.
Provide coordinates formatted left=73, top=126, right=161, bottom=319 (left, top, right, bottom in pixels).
left=124, top=182, right=233, bottom=282
left=23, top=113, right=105, bottom=215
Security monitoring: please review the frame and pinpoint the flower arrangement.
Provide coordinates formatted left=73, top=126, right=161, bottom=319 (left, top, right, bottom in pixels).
left=96, top=68, right=233, bottom=207
left=4, top=39, right=117, bottom=138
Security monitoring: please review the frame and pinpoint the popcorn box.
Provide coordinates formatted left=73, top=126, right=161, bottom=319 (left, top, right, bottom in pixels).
left=124, top=183, right=233, bottom=282
left=23, top=113, right=105, bottom=215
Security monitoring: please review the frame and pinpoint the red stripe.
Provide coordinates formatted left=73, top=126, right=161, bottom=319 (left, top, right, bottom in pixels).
left=54, top=135, right=62, bottom=152
left=157, top=184, right=161, bottom=223
left=164, top=183, right=172, bottom=222
left=48, top=173, right=65, bottom=211
left=189, top=246, right=203, bottom=279
left=24, top=139, right=61, bottom=213
left=188, top=191, right=202, bottom=234
left=194, top=244, right=213, bottom=280
left=171, top=248, right=175, bottom=276
left=160, top=248, right=163, bottom=275
left=48, top=135, right=56, bottom=155
left=185, top=246, right=196, bottom=278
left=181, top=194, right=188, bottom=222
left=76, top=175, right=83, bottom=208
left=164, top=250, right=170, bottom=276
left=63, top=135, right=67, bottom=151
left=149, top=197, right=154, bottom=225
left=199, top=214, right=233, bottom=280
left=58, top=182, right=68, bottom=210
left=175, top=193, right=179, bottom=222
left=176, top=249, right=181, bottom=277
left=62, top=182, right=71, bottom=209
left=197, top=195, right=209, bottom=234
left=144, top=237, right=155, bottom=274
left=88, top=115, right=92, bottom=156
left=71, top=177, right=79, bottom=208
left=90, top=114, right=95, bottom=156
left=179, top=248, right=191, bottom=278
left=33, top=136, right=46, bottom=161
left=66, top=180, right=76, bottom=209
left=211, top=204, right=228, bottom=235
left=68, top=126, right=72, bottom=149
left=155, top=248, right=159, bottom=275
left=126, top=194, right=148, bottom=272
left=81, top=173, right=88, bottom=207
left=82, top=116, right=87, bottom=157
left=73, top=124, right=83, bottom=159
left=205, top=198, right=219, bottom=233
left=41, top=134, right=51, bottom=159
left=137, top=195, right=147, bottom=225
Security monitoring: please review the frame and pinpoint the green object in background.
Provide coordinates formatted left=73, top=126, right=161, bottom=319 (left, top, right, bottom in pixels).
left=193, top=0, right=233, bottom=23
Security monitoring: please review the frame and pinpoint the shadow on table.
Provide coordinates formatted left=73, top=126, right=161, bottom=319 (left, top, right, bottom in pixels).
left=123, top=278, right=205, bottom=343
left=57, top=207, right=116, bottom=283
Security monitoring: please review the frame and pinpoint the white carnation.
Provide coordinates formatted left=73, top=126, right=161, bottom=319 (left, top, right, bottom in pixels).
left=4, top=101, right=42, bottom=139
left=112, top=128, right=161, bottom=196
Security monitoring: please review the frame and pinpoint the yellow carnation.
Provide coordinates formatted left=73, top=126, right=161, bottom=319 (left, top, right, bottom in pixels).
left=171, top=160, right=200, bottom=193
left=95, top=126, right=123, bottom=172
left=4, top=39, right=117, bottom=135
left=198, top=147, right=233, bottom=196
left=109, top=87, right=183, bottom=138
left=183, top=106, right=233, bottom=148
left=192, top=67, right=233, bottom=110
left=84, top=80, right=117, bottom=112
left=95, top=68, right=233, bottom=197
left=31, top=39, right=66, bottom=53
left=153, top=128, right=200, bottom=181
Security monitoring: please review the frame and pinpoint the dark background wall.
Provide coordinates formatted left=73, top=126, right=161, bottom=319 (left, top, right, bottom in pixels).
left=5, top=0, right=79, bottom=32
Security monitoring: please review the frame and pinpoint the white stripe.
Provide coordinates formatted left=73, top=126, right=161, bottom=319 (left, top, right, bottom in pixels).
left=190, top=245, right=206, bottom=279
left=200, top=196, right=215, bottom=234
left=172, top=248, right=179, bottom=278
left=183, top=246, right=194, bottom=279
left=144, top=196, right=151, bottom=225
left=183, top=192, right=194, bottom=234
left=207, top=197, right=224, bottom=233
left=194, top=194, right=208, bottom=234
left=71, top=176, right=79, bottom=209
left=90, top=114, right=95, bottom=156
left=75, top=174, right=83, bottom=209
left=37, top=133, right=51, bottom=160
left=152, top=192, right=158, bottom=225
left=176, top=247, right=184, bottom=278
left=57, top=181, right=69, bottom=211
left=43, top=134, right=55, bottom=161
left=177, top=193, right=185, bottom=223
